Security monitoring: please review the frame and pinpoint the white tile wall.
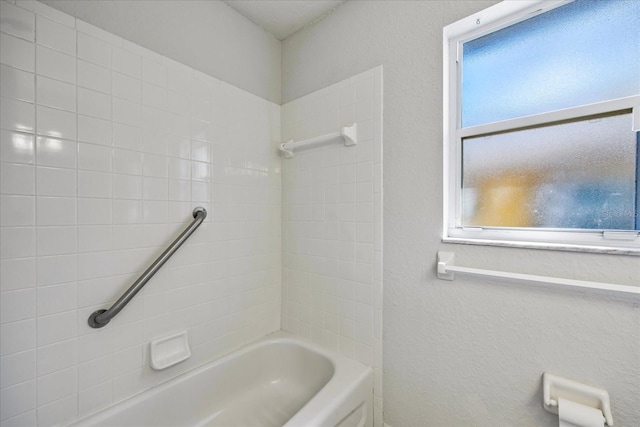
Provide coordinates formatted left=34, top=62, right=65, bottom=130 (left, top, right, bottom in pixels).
left=0, top=1, right=282, bottom=425
left=280, top=66, right=383, bottom=426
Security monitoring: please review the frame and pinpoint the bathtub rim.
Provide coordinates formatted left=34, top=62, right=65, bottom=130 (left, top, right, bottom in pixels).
left=69, top=330, right=373, bottom=427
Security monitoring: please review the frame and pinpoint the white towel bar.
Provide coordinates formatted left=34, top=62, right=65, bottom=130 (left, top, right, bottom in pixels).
left=436, top=251, right=639, bottom=295
left=280, top=123, right=357, bottom=159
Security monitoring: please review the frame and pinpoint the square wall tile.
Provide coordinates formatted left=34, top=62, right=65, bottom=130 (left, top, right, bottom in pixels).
left=0, top=258, right=36, bottom=291
left=1, top=33, right=35, bottom=71
left=112, top=46, right=140, bottom=78
left=0, top=195, right=36, bottom=227
left=36, top=226, right=77, bottom=256
left=36, top=44, right=75, bottom=83
left=37, top=105, right=76, bottom=140
left=78, top=115, right=111, bottom=146
left=36, top=14, right=75, bottom=55
left=78, top=87, right=112, bottom=120
left=1, top=97, right=34, bottom=133
left=1, top=319, right=36, bottom=356
left=36, top=137, right=76, bottom=169
left=1, top=130, right=34, bottom=165
left=1, top=289, right=36, bottom=323
left=1, top=64, right=35, bottom=102
left=78, top=32, right=111, bottom=68
left=36, top=75, right=76, bottom=112
left=0, top=1, right=35, bottom=41
left=36, top=166, right=76, bottom=197
left=0, top=349, right=36, bottom=388
left=1, top=163, right=34, bottom=195
left=37, top=254, right=77, bottom=286
left=0, top=379, right=36, bottom=420
left=78, top=60, right=111, bottom=94
left=78, top=143, right=112, bottom=172
left=36, top=197, right=76, bottom=225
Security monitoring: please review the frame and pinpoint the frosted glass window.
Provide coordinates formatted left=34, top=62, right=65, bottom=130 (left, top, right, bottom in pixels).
left=461, top=0, right=640, bottom=128
left=462, top=112, right=638, bottom=230
left=445, top=0, right=640, bottom=251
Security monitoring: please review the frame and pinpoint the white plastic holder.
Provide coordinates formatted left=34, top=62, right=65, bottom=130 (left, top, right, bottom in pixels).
left=436, top=251, right=456, bottom=281
left=279, top=123, right=357, bottom=159
left=149, top=330, right=191, bottom=370
left=436, top=251, right=639, bottom=295
left=542, top=372, right=613, bottom=426
left=341, top=122, right=357, bottom=146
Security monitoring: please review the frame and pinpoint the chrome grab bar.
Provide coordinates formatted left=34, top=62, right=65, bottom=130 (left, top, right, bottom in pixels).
left=88, top=207, right=207, bottom=328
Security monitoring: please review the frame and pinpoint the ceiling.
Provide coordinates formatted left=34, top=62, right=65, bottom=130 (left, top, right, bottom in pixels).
left=224, top=1, right=346, bottom=40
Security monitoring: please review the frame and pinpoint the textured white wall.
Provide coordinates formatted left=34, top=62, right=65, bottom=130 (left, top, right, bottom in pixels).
left=38, top=0, right=282, bottom=104
left=283, top=1, right=640, bottom=426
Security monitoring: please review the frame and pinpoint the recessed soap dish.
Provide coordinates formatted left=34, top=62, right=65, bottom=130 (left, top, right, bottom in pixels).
left=149, top=330, right=191, bottom=370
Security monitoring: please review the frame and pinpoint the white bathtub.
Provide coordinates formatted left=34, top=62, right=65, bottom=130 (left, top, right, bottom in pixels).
left=70, top=332, right=373, bottom=427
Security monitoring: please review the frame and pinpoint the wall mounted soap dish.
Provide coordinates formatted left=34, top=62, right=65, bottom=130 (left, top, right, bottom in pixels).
left=149, top=330, right=191, bottom=370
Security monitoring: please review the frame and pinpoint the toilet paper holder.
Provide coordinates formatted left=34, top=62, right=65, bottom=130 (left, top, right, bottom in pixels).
left=543, top=372, right=613, bottom=426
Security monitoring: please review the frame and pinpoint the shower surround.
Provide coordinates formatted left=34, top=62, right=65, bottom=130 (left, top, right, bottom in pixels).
left=0, top=2, right=383, bottom=426
left=1, top=2, right=281, bottom=425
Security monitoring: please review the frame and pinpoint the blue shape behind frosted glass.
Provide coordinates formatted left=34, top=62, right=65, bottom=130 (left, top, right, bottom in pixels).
left=462, top=0, right=640, bottom=128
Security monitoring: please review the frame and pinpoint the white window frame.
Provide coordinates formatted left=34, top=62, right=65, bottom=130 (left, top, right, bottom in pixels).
left=442, top=0, right=640, bottom=255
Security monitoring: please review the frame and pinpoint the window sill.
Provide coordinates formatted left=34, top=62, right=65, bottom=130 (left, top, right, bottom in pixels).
left=442, top=236, right=640, bottom=256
